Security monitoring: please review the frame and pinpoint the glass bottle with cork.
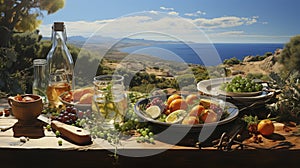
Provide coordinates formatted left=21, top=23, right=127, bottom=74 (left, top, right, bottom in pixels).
left=46, top=22, right=74, bottom=108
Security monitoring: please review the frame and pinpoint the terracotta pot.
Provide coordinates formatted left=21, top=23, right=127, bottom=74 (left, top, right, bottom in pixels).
left=8, top=94, right=43, bottom=123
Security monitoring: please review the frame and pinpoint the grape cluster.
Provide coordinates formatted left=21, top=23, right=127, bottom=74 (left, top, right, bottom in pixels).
left=51, top=106, right=93, bottom=126
left=210, top=104, right=223, bottom=115
left=146, top=97, right=166, bottom=112
left=52, top=106, right=78, bottom=125
left=220, top=76, right=263, bottom=93
left=210, top=104, right=230, bottom=120
left=157, top=113, right=167, bottom=122
left=136, top=128, right=155, bottom=143
left=89, top=126, right=121, bottom=145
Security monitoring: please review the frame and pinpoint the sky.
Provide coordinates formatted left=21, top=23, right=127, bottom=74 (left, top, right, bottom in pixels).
left=38, top=0, right=300, bottom=43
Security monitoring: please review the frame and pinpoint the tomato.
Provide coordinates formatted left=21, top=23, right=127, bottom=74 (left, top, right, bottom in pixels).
left=14, top=95, right=23, bottom=101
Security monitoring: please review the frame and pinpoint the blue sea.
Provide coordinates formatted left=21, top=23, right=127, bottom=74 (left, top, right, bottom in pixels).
left=121, top=43, right=284, bottom=66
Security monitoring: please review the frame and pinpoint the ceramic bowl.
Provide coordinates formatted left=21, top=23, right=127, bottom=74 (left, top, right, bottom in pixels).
left=8, top=94, right=43, bottom=123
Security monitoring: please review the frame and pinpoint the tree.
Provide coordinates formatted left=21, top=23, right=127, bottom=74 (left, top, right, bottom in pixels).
left=0, top=31, right=42, bottom=95
left=0, top=0, right=64, bottom=47
left=279, top=35, right=300, bottom=74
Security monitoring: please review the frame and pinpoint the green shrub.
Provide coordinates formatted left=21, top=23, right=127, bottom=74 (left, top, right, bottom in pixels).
left=223, top=57, right=240, bottom=65
left=279, top=35, right=300, bottom=74
left=246, top=73, right=270, bottom=81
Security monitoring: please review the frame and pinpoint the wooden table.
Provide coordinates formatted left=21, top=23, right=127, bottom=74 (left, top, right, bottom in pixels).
left=1, top=99, right=300, bottom=168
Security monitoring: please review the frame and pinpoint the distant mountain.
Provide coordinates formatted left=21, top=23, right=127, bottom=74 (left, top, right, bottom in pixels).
left=69, top=36, right=87, bottom=42
left=120, top=38, right=182, bottom=44
left=42, top=35, right=184, bottom=47
left=42, top=36, right=88, bottom=42
left=42, top=36, right=51, bottom=41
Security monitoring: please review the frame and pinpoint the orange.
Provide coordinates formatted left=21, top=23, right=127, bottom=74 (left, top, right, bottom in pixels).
left=257, top=119, right=274, bottom=136
left=169, top=99, right=188, bottom=113
left=199, top=99, right=212, bottom=108
left=167, top=94, right=182, bottom=106
left=200, top=109, right=218, bottom=123
left=182, top=116, right=200, bottom=125
left=185, top=94, right=199, bottom=105
left=199, top=99, right=219, bottom=109
left=164, top=109, right=171, bottom=115
left=189, top=105, right=205, bottom=117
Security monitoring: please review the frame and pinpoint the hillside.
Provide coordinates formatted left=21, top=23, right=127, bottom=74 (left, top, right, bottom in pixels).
left=226, top=49, right=283, bottom=77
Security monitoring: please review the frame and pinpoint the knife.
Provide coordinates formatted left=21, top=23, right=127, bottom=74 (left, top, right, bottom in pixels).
left=38, top=115, right=92, bottom=145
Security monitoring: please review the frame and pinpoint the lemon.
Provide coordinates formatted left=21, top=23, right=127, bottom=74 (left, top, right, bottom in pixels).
left=165, top=110, right=187, bottom=124
left=145, top=105, right=161, bottom=119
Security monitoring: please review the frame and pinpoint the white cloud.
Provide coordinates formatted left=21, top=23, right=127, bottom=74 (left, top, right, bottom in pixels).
left=168, top=11, right=179, bottom=16
left=149, top=10, right=159, bottom=15
left=192, top=16, right=258, bottom=29
left=159, top=6, right=178, bottom=16
left=244, top=16, right=258, bottom=25
left=160, top=6, right=174, bottom=11
left=38, top=12, right=266, bottom=43
left=210, top=31, right=245, bottom=36
left=197, top=11, right=206, bottom=15
left=185, top=10, right=206, bottom=17
left=184, top=13, right=195, bottom=17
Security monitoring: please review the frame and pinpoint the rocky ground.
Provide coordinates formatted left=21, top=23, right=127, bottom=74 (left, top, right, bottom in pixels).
left=226, top=49, right=283, bottom=76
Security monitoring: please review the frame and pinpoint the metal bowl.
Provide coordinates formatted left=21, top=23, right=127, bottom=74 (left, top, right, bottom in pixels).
left=134, top=94, right=240, bottom=146
left=197, top=78, right=275, bottom=107
left=134, top=94, right=239, bottom=133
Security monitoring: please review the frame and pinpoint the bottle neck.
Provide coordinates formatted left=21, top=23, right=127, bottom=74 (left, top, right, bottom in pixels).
left=48, top=28, right=74, bottom=67
left=51, top=30, right=67, bottom=45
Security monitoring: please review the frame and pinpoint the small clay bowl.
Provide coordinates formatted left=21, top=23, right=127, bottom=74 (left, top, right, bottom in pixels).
left=8, top=94, right=43, bottom=124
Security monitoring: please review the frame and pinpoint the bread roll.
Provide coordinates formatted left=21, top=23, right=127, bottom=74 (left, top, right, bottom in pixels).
left=73, top=87, right=93, bottom=102
left=78, top=93, right=93, bottom=104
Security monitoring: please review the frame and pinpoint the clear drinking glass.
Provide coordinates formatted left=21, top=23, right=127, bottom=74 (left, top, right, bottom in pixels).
left=92, top=75, right=127, bottom=129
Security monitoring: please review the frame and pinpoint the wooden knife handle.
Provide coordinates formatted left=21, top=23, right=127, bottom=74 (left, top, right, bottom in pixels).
left=51, top=120, right=92, bottom=145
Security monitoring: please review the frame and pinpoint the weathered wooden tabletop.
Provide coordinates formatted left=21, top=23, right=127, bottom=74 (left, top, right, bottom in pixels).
left=1, top=98, right=300, bottom=168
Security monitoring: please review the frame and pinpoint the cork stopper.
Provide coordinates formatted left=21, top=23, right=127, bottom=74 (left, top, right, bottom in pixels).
left=53, top=22, right=64, bottom=31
